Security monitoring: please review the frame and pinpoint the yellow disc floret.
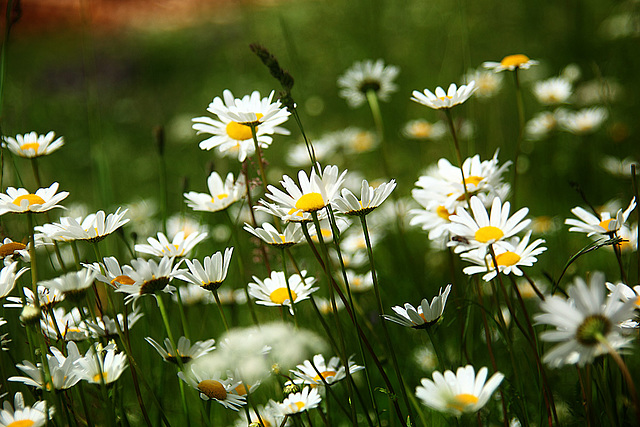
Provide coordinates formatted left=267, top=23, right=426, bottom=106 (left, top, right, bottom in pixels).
left=312, top=370, right=337, bottom=382
left=13, top=194, right=45, bottom=207
left=295, top=192, right=325, bottom=212
left=447, top=393, right=479, bottom=412
left=0, top=241, right=27, bottom=257
left=474, top=226, right=504, bottom=243
left=7, top=420, right=36, bottom=427
left=599, top=218, right=614, bottom=231
left=20, top=142, right=40, bottom=151
left=225, top=113, right=264, bottom=141
left=270, top=288, right=297, bottom=304
left=494, top=251, right=521, bottom=267
left=500, top=54, right=530, bottom=68
left=198, top=379, right=228, bottom=400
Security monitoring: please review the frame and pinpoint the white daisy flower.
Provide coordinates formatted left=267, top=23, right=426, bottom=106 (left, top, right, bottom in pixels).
left=260, top=164, right=347, bottom=222
left=184, top=171, right=246, bottom=213
left=605, top=282, right=640, bottom=328
left=525, top=111, right=558, bottom=140
left=535, top=273, right=637, bottom=367
left=0, top=238, right=32, bottom=264
left=337, top=59, right=400, bottom=108
left=415, top=365, right=504, bottom=416
left=248, top=270, right=318, bottom=314
left=401, top=119, right=447, bottom=140
left=482, top=54, right=539, bottom=72
left=4, top=286, right=63, bottom=310
left=448, top=196, right=531, bottom=253
left=344, top=269, right=373, bottom=293
left=173, top=283, right=215, bottom=305
left=0, top=182, right=68, bottom=216
left=411, top=81, right=477, bottom=110
left=9, top=341, right=83, bottom=390
left=146, top=336, right=216, bottom=365
left=178, top=247, right=234, bottom=292
left=76, top=343, right=128, bottom=385
left=601, top=156, right=639, bottom=178
left=34, top=208, right=129, bottom=243
left=463, top=69, right=503, bottom=98
left=244, top=222, right=304, bottom=248
left=290, top=354, right=364, bottom=387
left=115, top=257, right=182, bottom=304
left=232, top=402, right=285, bottom=427
left=0, top=261, right=29, bottom=299
left=556, top=107, right=608, bottom=134
left=278, top=386, right=322, bottom=415
left=0, top=392, right=52, bottom=427
left=178, top=365, right=246, bottom=410
left=533, top=77, right=572, bottom=105
left=3, top=131, right=64, bottom=158
left=383, top=284, right=452, bottom=328
left=461, top=232, right=547, bottom=281
left=38, top=268, right=98, bottom=301
left=286, top=137, right=336, bottom=167
left=84, top=310, right=144, bottom=338
left=335, top=128, right=379, bottom=154
left=135, top=230, right=208, bottom=258
left=40, top=307, right=89, bottom=341
left=192, top=89, right=290, bottom=161
left=332, top=179, right=396, bottom=217
left=315, top=296, right=345, bottom=315
left=83, top=256, right=135, bottom=289
left=565, top=197, right=636, bottom=236
left=166, top=214, right=208, bottom=240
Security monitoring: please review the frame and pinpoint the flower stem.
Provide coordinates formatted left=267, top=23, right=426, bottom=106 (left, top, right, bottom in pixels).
left=512, top=68, right=526, bottom=206
left=444, top=108, right=472, bottom=212
left=212, top=289, right=230, bottom=332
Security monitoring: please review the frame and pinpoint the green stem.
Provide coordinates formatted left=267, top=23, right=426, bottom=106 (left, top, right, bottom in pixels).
left=281, top=248, right=298, bottom=327
left=250, top=124, right=270, bottom=194
left=212, top=289, right=230, bottom=331
left=512, top=68, right=526, bottom=205
left=444, top=108, right=472, bottom=212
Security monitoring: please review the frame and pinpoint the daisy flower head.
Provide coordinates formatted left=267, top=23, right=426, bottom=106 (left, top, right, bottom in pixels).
left=173, top=283, right=215, bottom=305
left=337, top=59, right=400, bottom=108
left=448, top=196, right=531, bottom=254
left=184, top=171, right=246, bottom=213
left=85, top=310, right=144, bottom=338
left=178, top=365, right=246, bottom=410
left=115, top=257, right=182, bottom=304
left=463, top=68, right=503, bottom=98
left=535, top=273, right=637, bottom=367
left=179, top=247, right=233, bottom=292
left=605, top=282, right=640, bottom=328
left=76, top=343, right=128, bottom=385
left=416, top=365, right=504, bottom=416
left=135, top=230, right=208, bottom=258
left=383, top=284, right=452, bottom=329
left=533, top=77, right=572, bottom=105
left=556, top=107, right=608, bottom=134
left=0, top=238, right=30, bottom=264
left=483, top=54, right=539, bottom=72
left=345, top=269, right=373, bottom=293
left=192, top=89, right=290, bottom=161
left=278, top=386, right=322, bottom=415
left=402, top=119, right=447, bottom=141
left=565, top=197, right=635, bottom=237
left=337, top=128, right=379, bottom=155
left=4, top=286, right=63, bottom=310
left=3, top=131, right=64, bottom=158
left=166, top=214, right=208, bottom=240
left=332, top=179, right=396, bottom=217
left=0, top=182, right=68, bottom=216
left=248, top=270, right=319, bottom=314
left=0, top=261, right=29, bottom=299
left=83, top=256, right=133, bottom=289
left=525, top=111, right=558, bottom=140
left=9, top=341, right=83, bottom=390
left=37, top=208, right=129, bottom=243
left=38, top=268, right=98, bottom=302
left=461, top=231, right=547, bottom=282
left=244, top=222, right=304, bottom=249
left=146, top=336, right=215, bottom=365
left=411, top=81, right=477, bottom=110
left=261, top=164, right=347, bottom=222
left=0, top=392, right=52, bottom=427
left=233, top=402, right=285, bottom=427
left=290, top=354, right=364, bottom=387
left=40, top=307, right=89, bottom=341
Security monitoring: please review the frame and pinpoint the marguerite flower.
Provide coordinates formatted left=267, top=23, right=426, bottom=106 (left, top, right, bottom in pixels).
left=178, top=248, right=234, bottom=291
left=525, top=111, right=558, bottom=140
left=115, top=257, right=182, bottom=304
left=83, top=256, right=134, bottom=289
left=248, top=270, right=318, bottom=313
left=76, top=343, right=128, bottom=385
left=0, top=238, right=31, bottom=264
left=146, top=336, right=215, bottom=365
left=415, top=365, right=504, bottom=416
left=533, top=77, right=572, bottom=105
left=38, top=268, right=98, bottom=301
left=556, top=107, right=608, bottom=134
left=0, top=261, right=29, bottom=299
left=332, top=179, right=396, bottom=216
left=178, top=366, right=246, bottom=410
left=244, top=222, right=304, bottom=248
left=3, top=131, right=64, bottom=158
left=383, top=285, right=452, bottom=329
left=34, top=208, right=129, bottom=243
left=40, top=307, right=89, bottom=341
left=290, top=354, right=364, bottom=387
left=0, top=392, right=52, bottom=427
left=85, top=310, right=144, bottom=338
left=278, top=386, right=322, bottom=415
left=411, top=81, right=477, bottom=110
left=535, top=273, right=637, bottom=367
left=483, top=54, right=539, bottom=72
left=135, top=230, right=208, bottom=258
left=463, top=68, right=503, bottom=98
left=9, top=341, right=83, bottom=390
left=401, top=119, right=447, bottom=140
left=565, top=198, right=636, bottom=236
left=4, top=286, right=63, bottom=310
left=337, top=59, right=400, bottom=108
left=0, top=182, right=68, bottom=216
left=184, top=171, right=246, bottom=213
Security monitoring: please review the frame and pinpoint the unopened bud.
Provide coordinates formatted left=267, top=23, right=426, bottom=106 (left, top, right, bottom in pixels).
left=283, top=383, right=301, bottom=395
left=20, top=304, right=40, bottom=325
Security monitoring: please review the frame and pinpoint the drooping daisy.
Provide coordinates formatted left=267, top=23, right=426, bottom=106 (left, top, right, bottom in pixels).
left=38, top=268, right=98, bottom=301
left=192, top=89, right=290, bottom=161
left=463, top=68, right=503, bottom=98
left=261, top=164, right=347, bottom=222
left=248, top=270, right=318, bottom=313
left=461, top=232, right=547, bottom=282
left=535, top=273, right=637, bottom=367
left=278, top=386, right=322, bottom=415
left=411, top=81, right=477, bottom=110
left=76, top=343, right=128, bottom=385
left=533, top=77, right=572, bottom=105
left=383, top=284, right=452, bottom=329
left=565, top=197, right=635, bottom=237
left=482, top=54, right=539, bottom=72
left=178, top=248, right=234, bottom=292
left=0, top=182, right=68, bottom=216
left=337, top=59, right=400, bottom=108
left=0, top=392, right=52, bottom=427
left=184, top=171, right=246, bottom=213
left=135, top=230, right=208, bottom=258
left=178, top=365, right=246, bottom=410
left=448, top=196, right=531, bottom=253
left=556, top=107, right=608, bottom=134
left=401, top=119, right=447, bottom=140
left=290, top=354, right=364, bottom=387
left=416, top=365, right=504, bottom=416
left=332, top=179, right=396, bottom=217
left=35, top=208, right=129, bottom=243
left=0, top=261, right=29, bottom=299
left=3, top=131, right=64, bottom=158
left=146, top=336, right=215, bottom=365
left=9, top=341, right=83, bottom=390
left=244, top=222, right=304, bottom=249
left=115, top=257, right=182, bottom=304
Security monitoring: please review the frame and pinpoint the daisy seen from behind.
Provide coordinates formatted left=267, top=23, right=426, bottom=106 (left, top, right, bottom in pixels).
left=411, top=81, right=477, bottom=110
left=184, top=171, right=246, bottom=213
left=135, top=230, right=208, bottom=258
left=0, top=182, right=68, bottom=216
left=337, top=59, right=400, bottom=108
left=75, top=343, right=128, bottom=385
left=332, top=179, right=396, bottom=217
left=384, top=284, right=452, bottom=329
left=3, top=131, right=64, bottom=158
left=415, top=365, right=504, bottom=416
left=146, top=336, right=215, bottom=365
left=115, top=257, right=182, bottom=305
left=178, top=247, right=233, bottom=292
left=244, top=222, right=304, bottom=249
left=34, top=208, right=129, bottom=243
left=38, top=268, right=98, bottom=302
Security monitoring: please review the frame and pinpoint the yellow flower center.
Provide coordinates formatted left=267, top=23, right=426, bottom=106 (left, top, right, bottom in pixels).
left=464, top=175, right=484, bottom=187
left=474, top=226, right=504, bottom=243
left=312, top=370, right=337, bottom=382
left=447, top=393, right=479, bottom=412
left=599, top=218, right=614, bottom=230
left=436, top=206, right=451, bottom=221
left=93, top=372, right=108, bottom=383
left=7, top=420, right=35, bottom=427
left=111, top=275, right=136, bottom=286
left=20, top=142, right=40, bottom=151
left=212, top=193, right=229, bottom=203
left=295, top=192, right=325, bottom=212
left=0, top=241, right=27, bottom=257
left=295, top=401, right=306, bottom=411
left=225, top=113, right=263, bottom=140
left=501, top=54, right=530, bottom=68
left=234, top=384, right=250, bottom=396
left=412, top=122, right=432, bottom=138
left=438, top=95, right=453, bottom=101
left=494, top=251, right=521, bottom=267
left=353, top=132, right=374, bottom=152
left=270, top=287, right=297, bottom=304
left=13, top=194, right=45, bottom=206
left=198, top=380, right=227, bottom=400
